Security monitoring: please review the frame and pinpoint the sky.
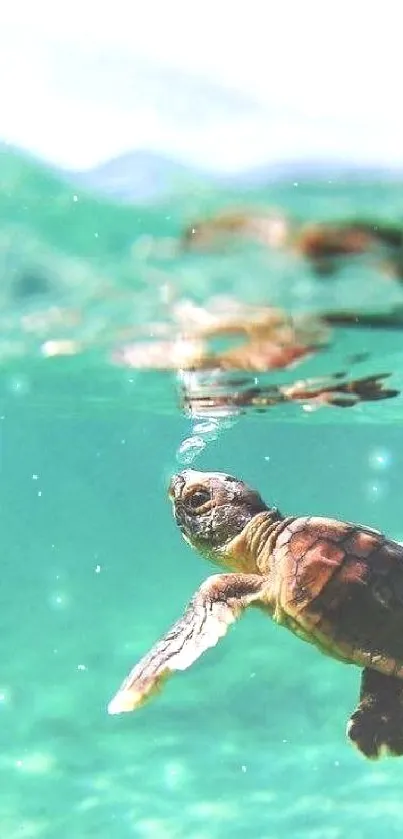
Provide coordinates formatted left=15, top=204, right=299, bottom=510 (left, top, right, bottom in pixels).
left=1, top=1, right=402, bottom=172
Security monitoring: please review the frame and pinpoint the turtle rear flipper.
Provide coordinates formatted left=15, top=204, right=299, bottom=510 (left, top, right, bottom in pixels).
left=108, top=572, right=268, bottom=715
left=347, top=668, right=403, bottom=758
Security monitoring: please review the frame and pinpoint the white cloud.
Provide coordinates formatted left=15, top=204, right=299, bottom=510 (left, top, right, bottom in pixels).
left=0, top=2, right=402, bottom=170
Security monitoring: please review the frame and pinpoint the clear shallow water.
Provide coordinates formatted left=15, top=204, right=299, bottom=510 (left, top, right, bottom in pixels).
left=3, top=411, right=403, bottom=839
left=2, top=149, right=403, bottom=838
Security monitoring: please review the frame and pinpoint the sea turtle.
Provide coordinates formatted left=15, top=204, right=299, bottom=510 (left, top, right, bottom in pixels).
left=108, top=469, right=403, bottom=759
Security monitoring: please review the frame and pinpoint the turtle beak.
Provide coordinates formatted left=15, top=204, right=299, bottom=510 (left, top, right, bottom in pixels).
left=167, top=472, right=186, bottom=503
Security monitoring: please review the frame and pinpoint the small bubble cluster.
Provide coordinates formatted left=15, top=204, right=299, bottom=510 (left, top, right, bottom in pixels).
left=176, top=436, right=206, bottom=465
left=176, top=417, right=234, bottom=466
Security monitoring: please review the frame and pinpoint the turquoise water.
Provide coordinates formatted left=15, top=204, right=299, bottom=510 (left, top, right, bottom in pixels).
left=3, top=149, right=403, bottom=838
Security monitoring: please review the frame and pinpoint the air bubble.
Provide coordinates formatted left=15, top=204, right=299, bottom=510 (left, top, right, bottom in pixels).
left=176, top=412, right=236, bottom=467
left=192, top=419, right=220, bottom=440
left=176, top=436, right=206, bottom=465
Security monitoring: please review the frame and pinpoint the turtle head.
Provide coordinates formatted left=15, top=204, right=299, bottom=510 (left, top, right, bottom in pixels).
left=168, top=469, right=269, bottom=563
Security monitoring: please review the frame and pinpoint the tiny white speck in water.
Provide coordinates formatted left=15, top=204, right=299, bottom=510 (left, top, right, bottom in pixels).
left=49, top=591, right=69, bottom=610
left=368, top=448, right=391, bottom=471
left=95, top=564, right=101, bottom=574
left=32, top=474, right=39, bottom=481
left=77, top=664, right=87, bottom=671
left=163, top=760, right=186, bottom=790
left=9, top=374, right=30, bottom=396
left=366, top=480, right=387, bottom=501
left=264, top=456, right=270, bottom=462
left=293, top=182, right=299, bottom=187
left=14, top=752, right=56, bottom=774
left=94, top=232, right=99, bottom=238
left=334, top=760, right=340, bottom=767
left=282, top=739, right=288, bottom=743
left=121, top=438, right=126, bottom=445
left=37, top=490, right=42, bottom=497
left=0, top=687, right=11, bottom=706
left=73, top=194, right=78, bottom=202
left=241, top=765, right=247, bottom=773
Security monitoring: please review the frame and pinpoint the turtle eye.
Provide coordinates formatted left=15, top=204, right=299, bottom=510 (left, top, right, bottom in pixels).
left=186, top=487, right=211, bottom=512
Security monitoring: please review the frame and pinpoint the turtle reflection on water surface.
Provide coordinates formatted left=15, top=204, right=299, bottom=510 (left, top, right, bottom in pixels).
left=109, top=470, right=403, bottom=760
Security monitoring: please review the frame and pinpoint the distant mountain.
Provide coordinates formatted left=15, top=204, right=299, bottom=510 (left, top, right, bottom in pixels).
left=3, top=141, right=402, bottom=206
left=221, top=158, right=403, bottom=187
left=73, top=150, right=209, bottom=202
left=73, top=149, right=403, bottom=202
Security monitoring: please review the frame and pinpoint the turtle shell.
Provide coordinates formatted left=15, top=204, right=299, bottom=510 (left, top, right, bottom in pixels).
left=270, top=515, right=403, bottom=677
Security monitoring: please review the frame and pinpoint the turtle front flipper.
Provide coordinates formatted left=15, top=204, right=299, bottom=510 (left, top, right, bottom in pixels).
left=347, top=668, right=403, bottom=759
left=108, top=572, right=268, bottom=715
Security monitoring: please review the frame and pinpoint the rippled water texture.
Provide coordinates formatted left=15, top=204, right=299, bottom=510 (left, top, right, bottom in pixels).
left=2, top=147, right=403, bottom=838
